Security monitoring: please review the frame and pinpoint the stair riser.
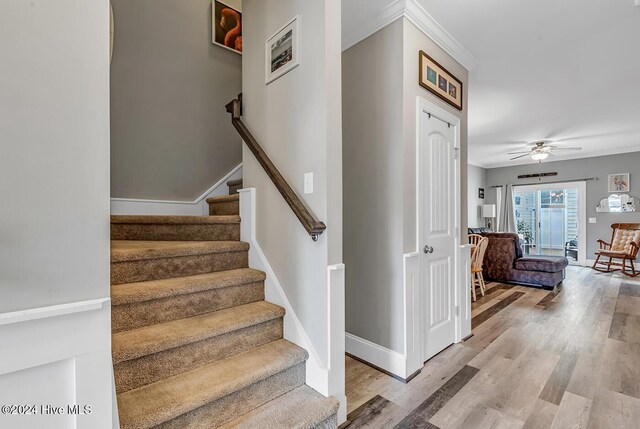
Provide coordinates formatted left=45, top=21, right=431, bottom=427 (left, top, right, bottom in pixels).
left=228, top=184, right=242, bottom=194
left=112, top=282, right=265, bottom=333
left=115, top=319, right=283, bottom=393
left=111, top=252, right=248, bottom=285
left=153, top=363, right=305, bottom=429
left=209, top=200, right=239, bottom=216
left=111, top=224, right=240, bottom=241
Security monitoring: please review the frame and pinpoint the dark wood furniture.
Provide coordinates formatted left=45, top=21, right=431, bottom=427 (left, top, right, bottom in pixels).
left=592, top=223, right=640, bottom=277
left=225, top=94, right=326, bottom=241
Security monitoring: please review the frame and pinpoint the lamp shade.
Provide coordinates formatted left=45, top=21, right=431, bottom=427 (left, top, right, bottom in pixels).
left=482, top=204, right=496, bottom=218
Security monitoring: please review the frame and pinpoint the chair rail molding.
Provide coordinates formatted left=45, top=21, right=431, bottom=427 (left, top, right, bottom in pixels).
left=342, top=0, right=479, bottom=71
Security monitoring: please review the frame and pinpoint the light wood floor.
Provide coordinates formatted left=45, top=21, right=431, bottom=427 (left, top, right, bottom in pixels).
left=344, top=266, right=640, bottom=428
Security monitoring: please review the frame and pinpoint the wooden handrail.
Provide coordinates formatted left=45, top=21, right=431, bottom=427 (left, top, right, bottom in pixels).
left=225, top=95, right=326, bottom=241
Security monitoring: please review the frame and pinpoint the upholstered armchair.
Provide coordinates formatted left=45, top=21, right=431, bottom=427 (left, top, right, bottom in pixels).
left=592, top=223, right=640, bottom=277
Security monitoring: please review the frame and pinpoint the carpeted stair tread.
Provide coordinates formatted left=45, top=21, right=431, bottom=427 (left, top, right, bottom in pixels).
left=112, top=301, right=284, bottom=363
left=219, top=385, right=339, bottom=429
left=111, top=240, right=248, bottom=263
left=117, top=339, right=307, bottom=429
left=111, top=215, right=240, bottom=225
left=111, top=268, right=265, bottom=306
left=206, top=193, right=240, bottom=204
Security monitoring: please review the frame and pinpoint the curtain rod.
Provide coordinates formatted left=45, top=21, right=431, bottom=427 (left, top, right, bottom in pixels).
left=490, top=177, right=598, bottom=188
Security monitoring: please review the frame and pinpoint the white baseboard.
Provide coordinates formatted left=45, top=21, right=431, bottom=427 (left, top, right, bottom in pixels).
left=238, top=188, right=346, bottom=423
left=345, top=333, right=408, bottom=379
left=0, top=299, right=112, bottom=429
left=110, top=164, right=242, bottom=215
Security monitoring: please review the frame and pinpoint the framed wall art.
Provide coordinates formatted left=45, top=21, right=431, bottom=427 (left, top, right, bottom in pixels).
left=265, top=16, right=300, bottom=84
left=212, top=0, right=242, bottom=54
left=419, top=50, right=463, bottom=110
left=608, top=173, right=630, bottom=192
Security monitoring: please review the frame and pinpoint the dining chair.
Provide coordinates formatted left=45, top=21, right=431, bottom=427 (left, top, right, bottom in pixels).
left=468, top=234, right=483, bottom=246
left=470, top=236, right=489, bottom=301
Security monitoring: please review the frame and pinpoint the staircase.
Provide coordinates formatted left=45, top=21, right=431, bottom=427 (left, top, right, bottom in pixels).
left=110, top=187, right=339, bottom=428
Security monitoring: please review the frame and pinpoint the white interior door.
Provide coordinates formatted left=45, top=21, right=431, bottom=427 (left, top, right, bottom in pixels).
left=419, top=110, right=457, bottom=362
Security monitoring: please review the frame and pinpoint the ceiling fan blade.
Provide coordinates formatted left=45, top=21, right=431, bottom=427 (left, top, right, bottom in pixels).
left=551, top=147, right=582, bottom=151
left=510, top=153, right=531, bottom=160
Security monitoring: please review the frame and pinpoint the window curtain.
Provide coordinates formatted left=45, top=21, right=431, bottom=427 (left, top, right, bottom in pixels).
left=499, top=184, right=516, bottom=233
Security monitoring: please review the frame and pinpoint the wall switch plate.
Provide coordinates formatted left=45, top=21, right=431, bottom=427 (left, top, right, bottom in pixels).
left=304, top=172, right=313, bottom=194
left=589, top=217, right=597, bottom=224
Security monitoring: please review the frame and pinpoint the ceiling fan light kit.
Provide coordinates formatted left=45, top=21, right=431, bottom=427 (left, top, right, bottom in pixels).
left=507, top=140, right=582, bottom=163
left=531, top=151, right=549, bottom=161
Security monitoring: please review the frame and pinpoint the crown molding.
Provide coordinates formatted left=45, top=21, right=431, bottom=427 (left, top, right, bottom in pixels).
left=342, top=0, right=479, bottom=71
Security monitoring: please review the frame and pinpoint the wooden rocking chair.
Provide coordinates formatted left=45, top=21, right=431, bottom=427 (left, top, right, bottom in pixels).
left=592, top=223, right=640, bottom=277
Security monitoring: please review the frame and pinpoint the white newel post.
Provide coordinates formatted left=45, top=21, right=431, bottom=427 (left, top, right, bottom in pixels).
left=327, top=264, right=347, bottom=424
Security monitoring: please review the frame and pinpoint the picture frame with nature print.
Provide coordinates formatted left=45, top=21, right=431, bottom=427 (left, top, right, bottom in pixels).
left=212, top=0, right=242, bottom=54
left=608, top=173, right=630, bottom=192
left=419, top=50, right=463, bottom=110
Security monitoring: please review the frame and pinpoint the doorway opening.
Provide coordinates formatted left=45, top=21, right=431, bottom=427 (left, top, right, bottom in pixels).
left=513, top=181, right=586, bottom=266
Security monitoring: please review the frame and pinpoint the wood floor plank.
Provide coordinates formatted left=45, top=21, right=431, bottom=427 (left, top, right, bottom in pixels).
left=345, top=395, right=407, bottom=429
left=608, top=312, right=640, bottom=344
left=618, top=282, right=640, bottom=297
left=539, top=342, right=581, bottom=405
left=522, top=399, right=558, bottom=429
left=393, top=366, right=479, bottom=428
left=587, top=388, right=640, bottom=429
left=472, top=291, right=526, bottom=329
left=549, top=392, right=592, bottom=429
left=599, top=338, right=640, bottom=400
left=615, top=295, right=640, bottom=316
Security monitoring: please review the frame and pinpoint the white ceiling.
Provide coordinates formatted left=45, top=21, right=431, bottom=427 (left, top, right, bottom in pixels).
left=343, top=0, right=640, bottom=168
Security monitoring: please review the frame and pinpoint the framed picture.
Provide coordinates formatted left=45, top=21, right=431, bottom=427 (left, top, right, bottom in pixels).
left=608, top=173, right=630, bottom=192
left=419, top=50, right=463, bottom=110
left=478, top=188, right=485, bottom=199
left=265, top=16, right=300, bottom=84
left=212, top=1, right=242, bottom=54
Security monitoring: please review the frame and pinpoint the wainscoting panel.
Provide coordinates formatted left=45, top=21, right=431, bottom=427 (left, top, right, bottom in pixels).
left=0, top=299, right=113, bottom=429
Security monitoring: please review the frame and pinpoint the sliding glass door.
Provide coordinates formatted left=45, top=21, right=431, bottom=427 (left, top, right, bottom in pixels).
left=513, top=184, right=583, bottom=265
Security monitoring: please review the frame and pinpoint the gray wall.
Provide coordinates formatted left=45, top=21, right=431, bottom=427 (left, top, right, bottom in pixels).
left=402, top=19, right=469, bottom=253
left=343, top=18, right=469, bottom=354
left=343, top=20, right=405, bottom=354
left=468, top=164, right=487, bottom=228
left=242, top=0, right=342, bottom=363
left=485, top=152, right=640, bottom=257
left=0, top=0, right=110, bottom=312
left=110, top=0, right=242, bottom=200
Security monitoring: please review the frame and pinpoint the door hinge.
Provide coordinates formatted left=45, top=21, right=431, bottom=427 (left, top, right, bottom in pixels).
left=455, top=306, right=460, bottom=316
left=454, top=147, right=460, bottom=160
left=455, top=227, right=459, bottom=238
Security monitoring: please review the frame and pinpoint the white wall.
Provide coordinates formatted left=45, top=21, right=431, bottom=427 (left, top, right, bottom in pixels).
left=241, top=0, right=344, bottom=412
left=468, top=164, right=487, bottom=228
left=0, top=1, right=112, bottom=427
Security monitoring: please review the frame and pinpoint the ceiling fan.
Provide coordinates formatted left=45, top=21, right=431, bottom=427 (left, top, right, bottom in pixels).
left=507, top=141, right=582, bottom=162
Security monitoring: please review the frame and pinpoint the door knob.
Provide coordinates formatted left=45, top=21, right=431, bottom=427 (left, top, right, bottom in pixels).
left=424, top=245, right=434, bottom=254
